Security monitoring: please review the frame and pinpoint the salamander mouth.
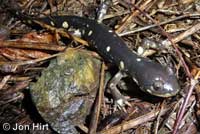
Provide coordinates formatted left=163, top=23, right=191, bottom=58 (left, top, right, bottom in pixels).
left=149, top=90, right=179, bottom=97
left=145, top=88, right=179, bottom=97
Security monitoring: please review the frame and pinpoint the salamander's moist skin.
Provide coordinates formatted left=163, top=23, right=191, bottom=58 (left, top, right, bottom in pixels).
left=31, top=15, right=180, bottom=97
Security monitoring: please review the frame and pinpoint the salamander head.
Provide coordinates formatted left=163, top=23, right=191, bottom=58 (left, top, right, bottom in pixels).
left=136, top=63, right=180, bottom=97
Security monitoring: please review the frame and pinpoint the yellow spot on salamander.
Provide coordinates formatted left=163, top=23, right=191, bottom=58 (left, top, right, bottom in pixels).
left=146, top=89, right=152, bottom=94
left=119, top=61, right=125, bottom=70
left=106, top=46, right=111, bottom=52
left=136, top=58, right=141, bottom=62
left=108, top=30, right=113, bottom=33
left=50, top=21, right=55, bottom=26
left=88, top=30, right=93, bottom=36
left=132, top=77, right=138, bottom=84
left=27, top=20, right=32, bottom=24
left=62, top=21, right=69, bottom=28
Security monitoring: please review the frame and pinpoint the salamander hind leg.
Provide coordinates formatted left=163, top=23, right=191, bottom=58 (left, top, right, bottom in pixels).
left=108, top=71, right=131, bottom=111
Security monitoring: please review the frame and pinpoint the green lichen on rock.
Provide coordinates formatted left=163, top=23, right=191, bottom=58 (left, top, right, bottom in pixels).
left=30, top=48, right=101, bottom=134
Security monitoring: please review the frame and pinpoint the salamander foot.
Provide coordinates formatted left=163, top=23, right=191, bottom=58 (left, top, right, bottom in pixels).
left=108, top=71, right=131, bottom=111
left=114, top=98, right=131, bottom=112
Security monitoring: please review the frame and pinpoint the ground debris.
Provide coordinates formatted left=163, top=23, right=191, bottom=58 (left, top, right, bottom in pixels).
left=0, top=0, right=200, bottom=134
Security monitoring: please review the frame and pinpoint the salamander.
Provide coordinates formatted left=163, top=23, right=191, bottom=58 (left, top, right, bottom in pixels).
left=14, top=13, right=180, bottom=101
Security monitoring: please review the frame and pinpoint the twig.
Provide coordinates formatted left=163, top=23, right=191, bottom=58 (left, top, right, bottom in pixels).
left=171, top=23, right=200, bottom=44
left=0, top=75, right=11, bottom=90
left=115, top=0, right=152, bottom=33
left=119, top=13, right=200, bottom=36
left=88, top=63, right=105, bottom=134
left=172, top=79, right=198, bottom=134
left=97, top=107, right=169, bottom=134
left=158, top=98, right=183, bottom=132
left=154, top=101, right=165, bottom=134
left=0, top=92, right=24, bottom=105
left=0, top=41, right=66, bottom=51
left=0, top=52, right=61, bottom=73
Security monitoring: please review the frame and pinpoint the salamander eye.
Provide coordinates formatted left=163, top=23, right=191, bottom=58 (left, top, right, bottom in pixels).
left=153, top=79, right=164, bottom=91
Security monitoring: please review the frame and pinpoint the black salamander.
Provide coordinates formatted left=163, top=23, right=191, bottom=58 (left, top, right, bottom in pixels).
left=19, top=15, right=180, bottom=106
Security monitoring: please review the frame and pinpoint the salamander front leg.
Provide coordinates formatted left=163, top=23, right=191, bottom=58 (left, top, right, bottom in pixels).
left=108, top=71, right=131, bottom=111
